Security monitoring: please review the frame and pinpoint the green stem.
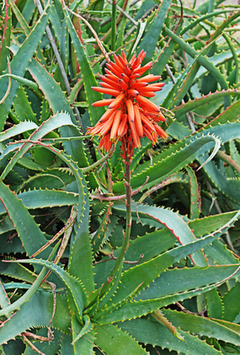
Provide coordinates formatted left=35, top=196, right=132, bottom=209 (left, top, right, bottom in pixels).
left=111, top=0, right=117, bottom=51
left=99, top=153, right=132, bottom=297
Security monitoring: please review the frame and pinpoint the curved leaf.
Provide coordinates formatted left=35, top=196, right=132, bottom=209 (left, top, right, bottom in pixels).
left=0, top=0, right=51, bottom=130
left=95, top=324, right=148, bottom=355
left=119, top=318, right=223, bottom=355
left=113, top=134, right=220, bottom=194
left=0, top=181, right=49, bottom=257
left=0, top=292, right=70, bottom=344
left=114, top=202, right=208, bottom=267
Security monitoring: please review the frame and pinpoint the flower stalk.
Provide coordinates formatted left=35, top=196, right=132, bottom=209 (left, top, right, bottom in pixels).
left=99, top=147, right=132, bottom=298
left=89, top=50, right=168, bottom=298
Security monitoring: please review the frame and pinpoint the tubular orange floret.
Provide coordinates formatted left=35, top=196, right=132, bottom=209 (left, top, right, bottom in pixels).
left=121, top=51, right=127, bottom=64
left=100, top=77, right=122, bottom=90
left=118, top=79, right=128, bottom=91
left=117, top=113, right=128, bottom=136
left=139, top=91, right=156, bottom=98
left=120, top=72, right=130, bottom=83
left=99, top=111, right=116, bottom=136
left=145, top=111, right=166, bottom=122
left=110, top=110, right=122, bottom=140
left=128, top=89, right=139, bottom=97
left=140, top=113, right=157, bottom=133
left=154, top=124, right=168, bottom=139
left=132, top=61, right=153, bottom=76
left=109, top=93, right=125, bottom=109
left=118, top=55, right=127, bottom=68
left=105, top=134, right=112, bottom=151
left=92, top=99, right=115, bottom=107
left=129, top=53, right=136, bottom=66
left=136, top=74, right=161, bottom=83
left=125, top=64, right=132, bottom=76
left=99, top=108, right=116, bottom=123
left=99, top=134, right=112, bottom=152
left=126, top=99, right=135, bottom=122
left=131, top=50, right=146, bottom=70
left=87, top=123, right=103, bottom=135
left=130, top=73, right=140, bottom=80
left=146, top=83, right=165, bottom=89
left=92, top=86, right=120, bottom=96
left=136, top=95, right=160, bottom=112
left=133, top=104, right=143, bottom=137
left=130, top=57, right=140, bottom=71
left=143, top=126, right=157, bottom=143
left=105, top=70, right=121, bottom=82
left=132, top=81, right=148, bottom=89
left=99, top=82, right=115, bottom=89
left=141, top=85, right=163, bottom=92
left=106, top=62, right=123, bottom=77
left=127, top=114, right=141, bottom=148
left=113, top=54, right=125, bottom=71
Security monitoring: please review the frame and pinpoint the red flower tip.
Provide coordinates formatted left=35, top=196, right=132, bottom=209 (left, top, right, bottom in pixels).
left=88, top=51, right=167, bottom=154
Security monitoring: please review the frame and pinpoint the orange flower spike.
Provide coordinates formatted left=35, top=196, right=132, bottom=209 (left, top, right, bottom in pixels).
left=155, top=111, right=166, bottom=122
left=129, top=53, right=136, bottom=65
left=141, top=85, right=164, bottom=92
left=89, top=51, right=167, bottom=153
left=88, top=123, right=104, bottom=135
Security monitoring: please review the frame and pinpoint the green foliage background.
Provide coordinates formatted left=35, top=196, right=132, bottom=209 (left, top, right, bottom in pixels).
left=0, top=0, right=240, bottom=354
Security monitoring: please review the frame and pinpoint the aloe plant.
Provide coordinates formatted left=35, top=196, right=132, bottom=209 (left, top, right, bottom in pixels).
left=0, top=0, right=240, bottom=354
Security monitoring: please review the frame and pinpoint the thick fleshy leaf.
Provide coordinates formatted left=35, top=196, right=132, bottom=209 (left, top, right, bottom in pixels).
left=119, top=318, right=223, bottom=355
left=113, top=202, right=208, bottom=267
left=0, top=0, right=51, bottom=130
left=95, top=324, right=148, bottom=355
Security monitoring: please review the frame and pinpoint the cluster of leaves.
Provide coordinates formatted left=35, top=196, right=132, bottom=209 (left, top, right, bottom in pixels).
left=0, top=0, right=240, bottom=354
